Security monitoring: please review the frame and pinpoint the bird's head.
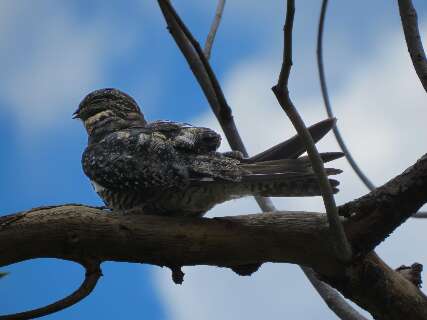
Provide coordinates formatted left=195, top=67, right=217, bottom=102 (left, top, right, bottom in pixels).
left=73, top=88, right=146, bottom=137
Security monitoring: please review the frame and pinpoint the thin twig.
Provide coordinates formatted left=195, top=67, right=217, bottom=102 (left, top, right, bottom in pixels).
left=272, top=0, right=352, bottom=261
left=301, top=267, right=368, bottom=320
left=0, top=261, right=102, bottom=320
left=158, top=1, right=363, bottom=317
left=317, top=0, right=427, bottom=219
left=398, top=0, right=427, bottom=93
left=204, top=0, right=226, bottom=59
left=317, top=0, right=375, bottom=191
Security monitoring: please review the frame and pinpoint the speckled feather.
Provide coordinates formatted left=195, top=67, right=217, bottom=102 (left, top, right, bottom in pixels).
left=76, top=88, right=343, bottom=216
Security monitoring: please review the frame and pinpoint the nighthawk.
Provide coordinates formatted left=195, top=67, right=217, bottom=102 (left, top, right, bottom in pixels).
left=74, top=88, right=343, bottom=217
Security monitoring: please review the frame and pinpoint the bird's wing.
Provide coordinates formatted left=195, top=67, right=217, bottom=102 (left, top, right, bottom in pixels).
left=82, top=128, right=235, bottom=192
left=82, top=128, right=190, bottom=191
left=146, top=120, right=222, bottom=153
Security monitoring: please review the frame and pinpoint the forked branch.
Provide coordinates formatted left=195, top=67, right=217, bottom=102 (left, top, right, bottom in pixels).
left=272, top=0, right=352, bottom=262
left=158, top=0, right=362, bottom=317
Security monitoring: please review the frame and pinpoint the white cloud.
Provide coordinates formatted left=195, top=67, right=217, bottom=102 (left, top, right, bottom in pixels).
left=153, top=23, right=427, bottom=320
left=0, top=1, right=137, bottom=134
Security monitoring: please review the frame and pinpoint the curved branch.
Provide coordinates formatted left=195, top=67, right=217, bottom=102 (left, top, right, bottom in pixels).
left=398, top=0, right=427, bottom=93
left=203, top=0, right=226, bottom=59
left=317, top=0, right=427, bottom=219
left=272, top=0, right=352, bottom=262
left=0, top=260, right=101, bottom=320
left=316, top=0, right=375, bottom=191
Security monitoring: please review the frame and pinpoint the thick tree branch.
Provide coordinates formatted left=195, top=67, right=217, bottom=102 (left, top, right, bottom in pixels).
left=1, top=152, right=426, bottom=318
left=341, top=153, right=427, bottom=254
left=398, top=0, right=427, bottom=93
left=0, top=207, right=339, bottom=275
left=325, top=252, right=427, bottom=320
left=0, top=260, right=101, bottom=320
left=1, top=155, right=427, bottom=320
left=272, top=0, right=352, bottom=262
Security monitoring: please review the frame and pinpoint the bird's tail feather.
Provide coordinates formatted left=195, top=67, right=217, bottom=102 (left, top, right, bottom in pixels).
left=243, top=118, right=339, bottom=163
left=229, top=154, right=343, bottom=197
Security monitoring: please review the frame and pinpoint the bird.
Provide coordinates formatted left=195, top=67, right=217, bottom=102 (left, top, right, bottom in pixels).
left=74, top=88, right=343, bottom=217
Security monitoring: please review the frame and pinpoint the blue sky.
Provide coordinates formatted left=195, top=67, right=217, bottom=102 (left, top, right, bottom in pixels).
left=1, top=1, right=427, bottom=319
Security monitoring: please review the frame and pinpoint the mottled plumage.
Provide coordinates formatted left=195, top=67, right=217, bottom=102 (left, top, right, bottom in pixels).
left=75, top=88, right=343, bottom=217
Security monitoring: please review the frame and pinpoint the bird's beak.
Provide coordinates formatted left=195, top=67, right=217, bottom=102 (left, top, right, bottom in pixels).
left=72, top=110, right=80, bottom=119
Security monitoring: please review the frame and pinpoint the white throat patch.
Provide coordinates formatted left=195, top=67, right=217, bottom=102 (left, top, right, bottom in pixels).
left=91, top=180, right=106, bottom=193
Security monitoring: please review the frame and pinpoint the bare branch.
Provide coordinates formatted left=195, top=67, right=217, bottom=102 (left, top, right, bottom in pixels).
left=301, top=267, right=368, bottom=320
left=205, top=0, right=361, bottom=315
left=272, top=0, right=352, bottom=262
left=325, top=252, right=427, bottom=320
left=158, top=1, right=364, bottom=316
left=398, top=0, right=427, bottom=93
left=2, top=150, right=426, bottom=317
left=157, top=0, right=244, bottom=152
left=0, top=260, right=101, bottom=320
left=276, top=0, right=295, bottom=91
left=1, top=175, right=427, bottom=320
left=317, top=0, right=427, bottom=220
left=316, top=0, right=375, bottom=191
left=341, top=153, right=427, bottom=254
left=203, top=0, right=226, bottom=59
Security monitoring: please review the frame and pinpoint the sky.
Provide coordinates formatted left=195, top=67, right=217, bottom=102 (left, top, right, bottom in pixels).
left=1, top=1, right=427, bottom=319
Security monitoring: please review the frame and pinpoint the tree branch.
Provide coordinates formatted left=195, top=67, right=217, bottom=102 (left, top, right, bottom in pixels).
left=398, top=0, right=427, bottom=93
left=325, top=252, right=427, bottom=320
left=157, top=2, right=362, bottom=316
left=317, top=0, right=375, bottom=191
left=157, top=0, right=276, bottom=212
left=1, top=153, right=427, bottom=320
left=0, top=260, right=101, bottom=320
left=203, top=0, right=226, bottom=60
left=157, top=0, right=245, bottom=153
left=317, top=0, right=427, bottom=219
left=341, top=153, right=427, bottom=254
left=301, top=267, right=368, bottom=320
left=272, top=0, right=352, bottom=261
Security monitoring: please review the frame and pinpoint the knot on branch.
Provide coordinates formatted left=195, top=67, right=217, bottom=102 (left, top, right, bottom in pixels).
left=170, top=266, right=185, bottom=285
left=231, top=263, right=262, bottom=276
left=396, top=263, right=423, bottom=288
